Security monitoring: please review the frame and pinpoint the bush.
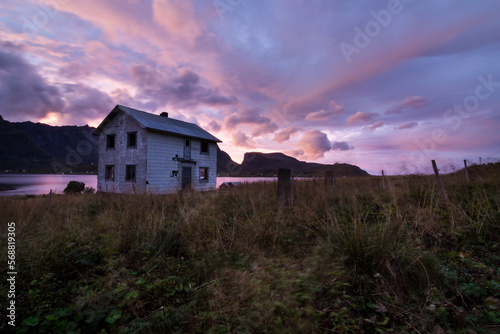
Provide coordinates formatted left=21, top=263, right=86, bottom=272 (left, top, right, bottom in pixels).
left=63, top=181, right=85, bottom=194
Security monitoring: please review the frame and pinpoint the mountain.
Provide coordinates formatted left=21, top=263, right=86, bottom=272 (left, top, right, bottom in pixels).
left=0, top=116, right=98, bottom=173
left=217, top=151, right=369, bottom=177
left=0, top=116, right=368, bottom=177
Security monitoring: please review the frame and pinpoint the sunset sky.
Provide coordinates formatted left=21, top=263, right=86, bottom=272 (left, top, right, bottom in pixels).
left=1, top=0, right=499, bottom=175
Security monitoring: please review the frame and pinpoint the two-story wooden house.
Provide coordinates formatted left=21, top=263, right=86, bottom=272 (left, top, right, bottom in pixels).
left=94, top=105, right=221, bottom=193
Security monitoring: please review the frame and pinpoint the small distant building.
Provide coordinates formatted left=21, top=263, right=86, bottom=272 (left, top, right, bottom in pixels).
left=219, top=181, right=243, bottom=190
left=94, top=105, right=221, bottom=193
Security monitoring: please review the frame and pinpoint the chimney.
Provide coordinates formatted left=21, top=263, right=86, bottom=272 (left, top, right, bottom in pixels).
left=160, top=112, right=168, bottom=117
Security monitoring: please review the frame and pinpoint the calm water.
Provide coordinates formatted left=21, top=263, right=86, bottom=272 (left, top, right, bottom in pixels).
left=0, top=175, right=283, bottom=196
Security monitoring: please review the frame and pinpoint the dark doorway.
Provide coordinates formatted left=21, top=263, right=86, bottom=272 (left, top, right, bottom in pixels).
left=182, top=167, right=192, bottom=189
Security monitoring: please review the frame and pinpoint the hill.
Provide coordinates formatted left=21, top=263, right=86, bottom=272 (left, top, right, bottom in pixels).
left=217, top=151, right=369, bottom=177
left=0, top=116, right=97, bottom=173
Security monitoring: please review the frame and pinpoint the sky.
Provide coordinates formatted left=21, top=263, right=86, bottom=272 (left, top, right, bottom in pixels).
left=1, top=0, right=499, bottom=175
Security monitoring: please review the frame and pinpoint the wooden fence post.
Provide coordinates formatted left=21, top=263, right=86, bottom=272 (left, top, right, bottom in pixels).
left=381, top=170, right=386, bottom=190
left=464, top=160, right=470, bottom=183
left=277, top=168, right=292, bottom=208
left=324, top=171, right=334, bottom=193
left=432, top=160, right=448, bottom=201
left=49, top=189, right=52, bottom=204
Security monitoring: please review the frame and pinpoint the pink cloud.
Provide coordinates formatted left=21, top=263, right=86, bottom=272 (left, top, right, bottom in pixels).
left=273, top=127, right=299, bottom=143
left=396, top=122, right=419, bottom=130
left=386, top=96, right=427, bottom=114
left=297, top=130, right=331, bottom=160
left=305, top=101, right=344, bottom=121
left=346, top=111, right=377, bottom=125
left=232, top=131, right=256, bottom=148
left=152, top=0, right=203, bottom=44
left=365, top=120, right=384, bottom=131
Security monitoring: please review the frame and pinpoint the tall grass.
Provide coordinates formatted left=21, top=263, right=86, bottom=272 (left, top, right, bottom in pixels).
left=1, top=164, right=499, bottom=333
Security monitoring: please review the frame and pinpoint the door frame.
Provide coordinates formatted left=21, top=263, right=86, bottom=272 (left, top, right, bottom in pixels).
left=181, top=166, right=192, bottom=190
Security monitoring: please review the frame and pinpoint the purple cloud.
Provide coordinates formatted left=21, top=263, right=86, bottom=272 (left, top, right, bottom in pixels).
left=224, top=107, right=278, bottom=137
left=331, top=141, right=354, bottom=151
left=0, top=42, right=64, bottom=120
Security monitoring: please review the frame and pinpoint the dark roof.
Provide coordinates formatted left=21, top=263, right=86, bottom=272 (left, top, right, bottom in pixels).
left=94, top=105, right=221, bottom=142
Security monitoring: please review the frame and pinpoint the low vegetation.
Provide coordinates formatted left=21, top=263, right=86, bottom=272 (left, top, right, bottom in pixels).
left=1, top=164, right=499, bottom=333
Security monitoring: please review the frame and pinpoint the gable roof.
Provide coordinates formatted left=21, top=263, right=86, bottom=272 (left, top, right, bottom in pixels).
left=94, top=105, right=221, bottom=142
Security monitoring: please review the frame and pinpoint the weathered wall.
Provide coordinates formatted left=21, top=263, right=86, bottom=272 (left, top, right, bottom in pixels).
left=145, top=131, right=183, bottom=193
left=97, top=113, right=147, bottom=193
left=146, top=132, right=218, bottom=193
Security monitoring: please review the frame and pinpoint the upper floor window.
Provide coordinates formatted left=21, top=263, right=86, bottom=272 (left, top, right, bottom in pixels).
left=106, top=134, right=115, bottom=149
left=127, top=132, right=137, bottom=148
left=200, top=141, right=209, bottom=154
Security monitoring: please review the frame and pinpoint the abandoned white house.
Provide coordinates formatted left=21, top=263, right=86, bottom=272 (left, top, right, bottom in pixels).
left=94, top=105, right=221, bottom=193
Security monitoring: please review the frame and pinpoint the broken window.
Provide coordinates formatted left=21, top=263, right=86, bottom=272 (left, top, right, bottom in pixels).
left=199, top=167, right=208, bottom=182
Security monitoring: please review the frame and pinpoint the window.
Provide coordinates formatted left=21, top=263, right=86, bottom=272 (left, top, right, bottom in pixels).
left=199, top=167, right=208, bottom=182
left=126, top=165, right=136, bottom=182
left=185, top=139, right=190, bottom=147
left=106, top=134, right=115, bottom=149
left=127, top=132, right=137, bottom=148
left=105, top=165, right=114, bottom=181
left=200, top=141, right=209, bottom=154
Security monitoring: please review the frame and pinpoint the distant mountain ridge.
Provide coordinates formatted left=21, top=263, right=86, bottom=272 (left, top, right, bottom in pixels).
left=0, top=116, right=97, bottom=173
left=0, top=116, right=369, bottom=177
left=217, top=150, right=369, bottom=177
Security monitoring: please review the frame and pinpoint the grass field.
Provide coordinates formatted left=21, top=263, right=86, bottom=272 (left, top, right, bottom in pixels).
left=1, top=164, right=499, bottom=333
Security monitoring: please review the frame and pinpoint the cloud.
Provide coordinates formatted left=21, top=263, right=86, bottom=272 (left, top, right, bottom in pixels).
left=232, top=131, right=256, bottom=148
left=208, top=120, right=221, bottom=132
left=365, top=120, right=385, bottom=131
left=0, top=42, right=64, bottom=120
left=346, top=111, right=377, bottom=125
left=386, top=96, right=428, bottom=114
left=224, top=107, right=278, bottom=136
left=132, top=66, right=238, bottom=108
left=59, top=62, right=91, bottom=79
left=331, top=141, right=354, bottom=151
left=305, top=101, right=344, bottom=121
left=152, top=0, right=203, bottom=44
left=59, top=83, right=114, bottom=125
left=297, top=130, right=331, bottom=160
left=273, top=127, right=299, bottom=143
left=395, top=122, right=419, bottom=130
